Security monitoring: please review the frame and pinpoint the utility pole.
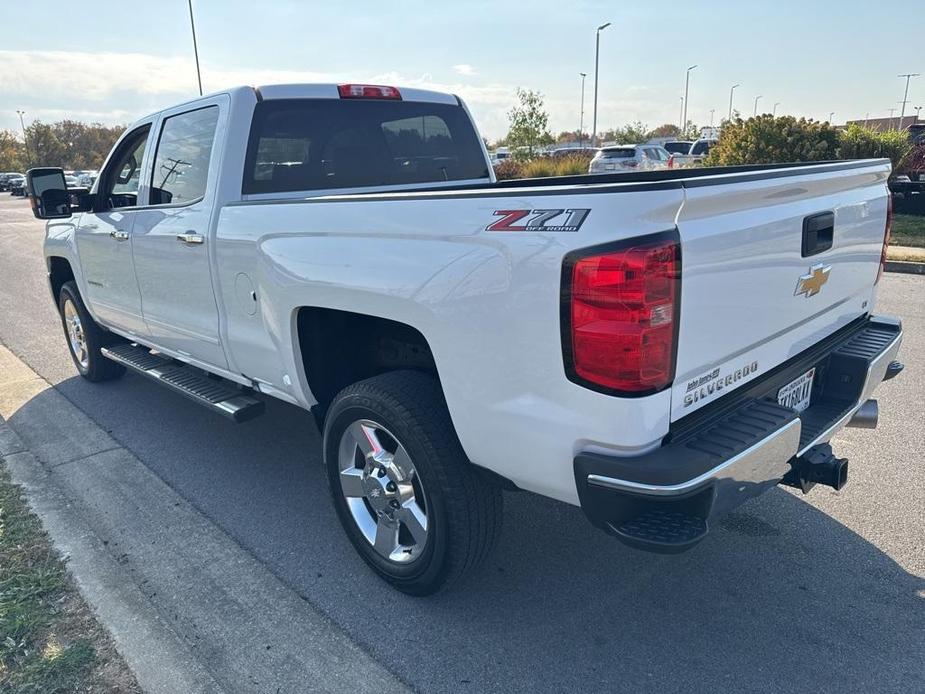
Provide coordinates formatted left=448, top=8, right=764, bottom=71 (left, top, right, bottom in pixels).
left=753, top=95, right=762, bottom=117
left=591, top=22, right=610, bottom=147
left=728, top=83, right=739, bottom=121
left=682, top=64, right=697, bottom=136
left=16, top=110, right=29, bottom=166
left=188, top=0, right=203, bottom=96
left=578, top=72, right=587, bottom=149
left=897, top=73, right=920, bottom=129
left=773, top=102, right=780, bottom=117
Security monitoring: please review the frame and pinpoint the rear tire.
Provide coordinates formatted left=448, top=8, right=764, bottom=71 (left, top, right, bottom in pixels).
left=323, top=370, right=502, bottom=595
left=58, top=281, right=125, bottom=382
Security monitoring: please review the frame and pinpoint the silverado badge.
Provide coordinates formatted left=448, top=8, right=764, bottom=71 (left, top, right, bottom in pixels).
left=795, top=264, right=831, bottom=298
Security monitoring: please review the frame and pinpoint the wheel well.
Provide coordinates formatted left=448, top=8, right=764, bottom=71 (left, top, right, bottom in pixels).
left=48, top=256, right=74, bottom=303
left=297, top=308, right=439, bottom=425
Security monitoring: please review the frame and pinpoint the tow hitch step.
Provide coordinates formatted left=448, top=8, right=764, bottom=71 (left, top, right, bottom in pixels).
left=101, top=343, right=265, bottom=423
left=610, top=509, right=708, bottom=553
left=782, top=443, right=848, bottom=494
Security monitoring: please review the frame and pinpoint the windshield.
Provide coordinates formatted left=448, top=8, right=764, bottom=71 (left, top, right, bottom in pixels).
left=244, top=98, right=490, bottom=194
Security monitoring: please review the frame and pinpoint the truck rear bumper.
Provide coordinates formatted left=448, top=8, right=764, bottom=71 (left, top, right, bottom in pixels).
left=573, top=315, right=903, bottom=553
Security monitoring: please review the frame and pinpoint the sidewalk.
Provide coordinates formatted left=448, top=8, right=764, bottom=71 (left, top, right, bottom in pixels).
left=0, top=343, right=410, bottom=694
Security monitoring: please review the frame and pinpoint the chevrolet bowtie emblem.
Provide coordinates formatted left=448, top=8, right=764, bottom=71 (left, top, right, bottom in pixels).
left=795, top=264, right=831, bottom=298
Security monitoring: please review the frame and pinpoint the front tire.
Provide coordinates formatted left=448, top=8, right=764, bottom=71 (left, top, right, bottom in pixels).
left=58, top=281, right=125, bottom=382
left=323, top=370, right=502, bottom=595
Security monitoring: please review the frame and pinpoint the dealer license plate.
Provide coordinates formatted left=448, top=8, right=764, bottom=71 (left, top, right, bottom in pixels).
left=777, top=367, right=816, bottom=413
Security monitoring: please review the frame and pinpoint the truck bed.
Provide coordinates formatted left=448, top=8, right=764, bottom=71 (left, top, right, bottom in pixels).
left=413, top=159, right=882, bottom=195
left=217, top=157, right=891, bottom=502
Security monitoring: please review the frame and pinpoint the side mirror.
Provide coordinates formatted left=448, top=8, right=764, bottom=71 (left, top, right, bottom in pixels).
left=26, top=167, right=72, bottom=219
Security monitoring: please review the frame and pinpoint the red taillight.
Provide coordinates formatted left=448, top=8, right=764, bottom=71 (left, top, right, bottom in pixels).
left=667, top=155, right=675, bottom=169
left=877, top=194, right=892, bottom=284
left=563, top=233, right=680, bottom=393
left=337, top=84, right=402, bottom=100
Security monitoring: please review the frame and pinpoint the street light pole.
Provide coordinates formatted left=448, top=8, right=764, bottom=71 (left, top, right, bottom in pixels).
left=753, top=95, right=762, bottom=117
left=828, top=112, right=835, bottom=123
left=773, top=102, right=780, bottom=117
left=188, top=0, right=203, bottom=96
left=578, top=72, right=587, bottom=149
left=916, top=105, right=923, bottom=123
left=887, top=108, right=896, bottom=131
left=682, top=64, right=697, bottom=136
left=709, top=109, right=715, bottom=127
left=591, top=22, right=611, bottom=148
left=897, top=73, right=920, bottom=128
left=728, top=83, right=739, bottom=121
left=678, top=96, right=684, bottom=131
left=16, top=110, right=29, bottom=166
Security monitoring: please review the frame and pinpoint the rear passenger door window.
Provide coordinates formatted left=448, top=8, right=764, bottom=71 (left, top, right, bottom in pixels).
left=149, top=106, right=219, bottom=205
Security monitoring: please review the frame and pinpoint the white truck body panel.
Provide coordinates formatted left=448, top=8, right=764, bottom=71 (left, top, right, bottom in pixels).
left=670, top=162, right=889, bottom=421
left=41, top=84, right=895, bottom=510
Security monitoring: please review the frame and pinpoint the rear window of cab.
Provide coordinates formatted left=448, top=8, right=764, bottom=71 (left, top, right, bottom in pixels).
left=243, top=98, right=490, bottom=194
left=599, top=148, right=636, bottom=159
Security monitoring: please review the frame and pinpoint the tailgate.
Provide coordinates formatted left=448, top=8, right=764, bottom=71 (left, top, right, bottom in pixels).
left=670, top=160, right=890, bottom=421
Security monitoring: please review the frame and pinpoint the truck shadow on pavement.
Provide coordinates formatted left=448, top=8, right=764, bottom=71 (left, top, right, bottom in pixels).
left=13, top=374, right=924, bottom=694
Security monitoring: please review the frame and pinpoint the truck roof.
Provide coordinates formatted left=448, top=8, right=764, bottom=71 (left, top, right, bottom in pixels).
left=134, top=83, right=459, bottom=124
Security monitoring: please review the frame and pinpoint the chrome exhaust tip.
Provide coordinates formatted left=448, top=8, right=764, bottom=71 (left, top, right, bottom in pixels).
left=847, top=399, right=879, bottom=429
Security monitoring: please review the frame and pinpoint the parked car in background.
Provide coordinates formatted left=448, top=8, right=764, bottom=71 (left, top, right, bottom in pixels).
left=76, top=171, right=98, bottom=188
left=489, top=148, right=510, bottom=166
left=673, top=138, right=718, bottom=168
left=662, top=140, right=694, bottom=155
left=589, top=144, right=672, bottom=174
left=64, top=174, right=80, bottom=188
left=1, top=172, right=25, bottom=192
left=8, top=174, right=27, bottom=196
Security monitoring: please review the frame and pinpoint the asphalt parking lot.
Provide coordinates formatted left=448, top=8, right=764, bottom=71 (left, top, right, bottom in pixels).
left=0, top=194, right=922, bottom=693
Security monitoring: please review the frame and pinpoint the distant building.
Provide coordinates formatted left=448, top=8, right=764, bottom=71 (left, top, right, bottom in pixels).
left=845, top=116, right=922, bottom=132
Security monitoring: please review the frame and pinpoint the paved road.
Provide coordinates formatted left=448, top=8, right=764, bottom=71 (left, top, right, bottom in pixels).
left=1, top=195, right=922, bottom=694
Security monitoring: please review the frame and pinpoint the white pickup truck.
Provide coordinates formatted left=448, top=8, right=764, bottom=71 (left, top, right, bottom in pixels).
left=27, top=83, right=904, bottom=594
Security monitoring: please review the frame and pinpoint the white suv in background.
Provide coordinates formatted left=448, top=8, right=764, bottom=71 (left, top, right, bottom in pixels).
left=589, top=144, right=672, bottom=174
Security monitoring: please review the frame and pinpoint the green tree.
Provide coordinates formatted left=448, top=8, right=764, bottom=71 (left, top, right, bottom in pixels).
left=0, top=130, right=27, bottom=171
left=704, top=115, right=840, bottom=166
left=647, top=123, right=682, bottom=139
left=599, top=121, right=650, bottom=145
left=837, top=124, right=911, bottom=171
left=21, top=120, right=125, bottom=169
left=506, top=88, right=553, bottom=158
left=555, top=129, right=590, bottom=144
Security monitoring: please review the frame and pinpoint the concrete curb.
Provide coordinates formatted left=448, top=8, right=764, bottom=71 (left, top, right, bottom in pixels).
left=0, top=344, right=411, bottom=694
left=885, top=260, right=925, bottom=275
left=0, top=429, right=226, bottom=694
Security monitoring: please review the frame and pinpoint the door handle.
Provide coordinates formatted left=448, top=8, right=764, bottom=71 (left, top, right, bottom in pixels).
left=177, top=232, right=205, bottom=245
left=802, top=212, right=834, bottom=257
left=109, top=230, right=129, bottom=241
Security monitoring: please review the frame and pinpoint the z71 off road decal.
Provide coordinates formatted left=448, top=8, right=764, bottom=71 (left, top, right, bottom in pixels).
left=486, top=208, right=590, bottom=232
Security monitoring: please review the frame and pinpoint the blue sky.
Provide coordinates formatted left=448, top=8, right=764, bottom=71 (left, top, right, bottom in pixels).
left=0, top=0, right=920, bottom=140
